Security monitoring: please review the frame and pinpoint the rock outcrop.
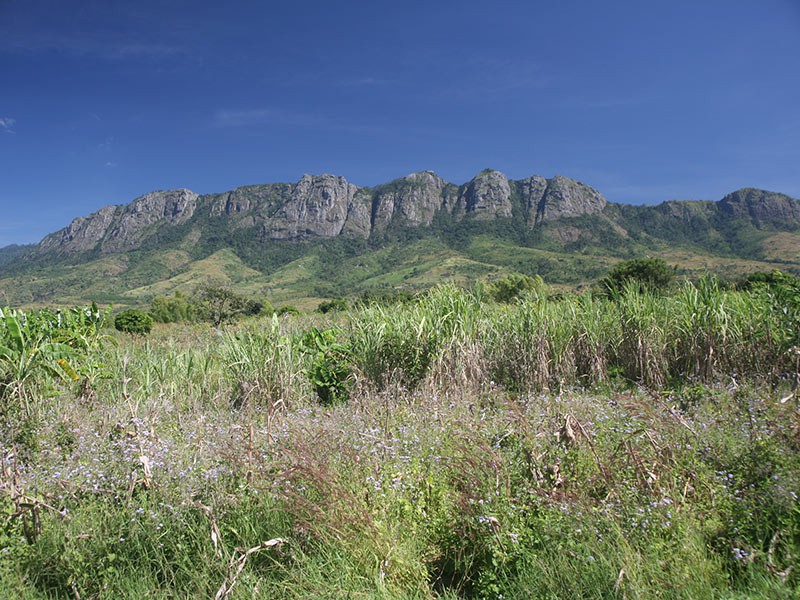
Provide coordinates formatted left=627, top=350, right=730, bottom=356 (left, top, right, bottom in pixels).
left=537, top=176, right=607, bottom=224
left=460, top=170, right=513, bottom=219
left=208, top=184, right=293, bottom=218
left=517, top=175, right=549, bottom=225
left=40, top=189, right=200, bottom=255
left=371, top=171, right=454, bottom=233
left=515, top=175, right=607, bottom=225
left=40, top=204, right=121, bottom=255
left=100, top=189, right=199, bottom=253
left=267, top=174, right=360, bottom=239
left=718, top=188, right=800, bottom=227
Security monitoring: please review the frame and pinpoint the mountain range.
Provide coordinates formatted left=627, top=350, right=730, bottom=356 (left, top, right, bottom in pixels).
left=1, top=169, right=799, bottom=308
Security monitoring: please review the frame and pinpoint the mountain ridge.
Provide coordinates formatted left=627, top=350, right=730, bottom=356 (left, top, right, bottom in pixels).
left=30, top=170, right=800, bottom=261
left=2, top=169, right=799, bottom=307
left=35, top=170, right=619, bottom=257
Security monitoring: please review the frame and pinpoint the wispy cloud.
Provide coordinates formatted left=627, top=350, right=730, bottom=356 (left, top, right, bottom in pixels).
left=338, top=77, right=393, bottom=88
left=469, top=57, right=548, bottom=92
left=0, top=17, right=189, bottom=63
left=12, top=34, right=188, bottom=61
left=97, top=137, right=114, bottom=152
left=212, top=107, right=387, bottom=136
left=110, top=42, right=188, bottom=60
left=213, top=108, right=288, bottom=128
left=0, top=117, right=16, bottom=133
left=558, top=92, right=652, bottom=110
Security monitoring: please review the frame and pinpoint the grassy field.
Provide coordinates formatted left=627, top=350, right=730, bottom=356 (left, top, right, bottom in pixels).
left=1, top=282, right=799, bottom=598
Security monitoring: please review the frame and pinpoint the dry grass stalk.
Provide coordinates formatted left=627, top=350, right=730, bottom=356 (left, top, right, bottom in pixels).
left=214, top=538, right=285, bottom=600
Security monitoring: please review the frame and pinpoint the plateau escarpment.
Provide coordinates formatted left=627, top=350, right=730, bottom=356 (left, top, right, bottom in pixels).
left=19, top=168, right=800, bottom=275
left=37, top=170, right=611, bottom=257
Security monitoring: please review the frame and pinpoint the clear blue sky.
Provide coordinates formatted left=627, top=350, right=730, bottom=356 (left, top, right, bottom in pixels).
left=1, top=0, right=799, bottom=247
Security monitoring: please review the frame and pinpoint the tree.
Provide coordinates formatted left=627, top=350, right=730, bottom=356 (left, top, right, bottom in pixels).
left=196, top=284, right=247, bottom=327
left=600, top=258, right=675, bottom=295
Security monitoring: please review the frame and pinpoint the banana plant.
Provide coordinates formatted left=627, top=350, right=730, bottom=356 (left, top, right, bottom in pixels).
left=0, top=308, right=80, bottom=414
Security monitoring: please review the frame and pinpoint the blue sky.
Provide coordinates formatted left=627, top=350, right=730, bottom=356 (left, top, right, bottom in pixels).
left=1, top=0, right=799, bottom=247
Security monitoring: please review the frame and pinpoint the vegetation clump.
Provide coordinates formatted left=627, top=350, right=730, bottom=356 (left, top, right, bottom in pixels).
left=196, top=283, right=267, bottom=326
left=487, top=273, right=545, bottom=303
left=300, top=326, right=353, bottom=405
left=316, top=297, right=349, bottom=313
left=114, top=308, right=154, bottom=335
left=600, top=257, right=676, bottom=295
left=149, top=290, right=198, bottom=323
left=0, top=304, right=106, bottom=413
left=150, top=285, right=273, bottom=325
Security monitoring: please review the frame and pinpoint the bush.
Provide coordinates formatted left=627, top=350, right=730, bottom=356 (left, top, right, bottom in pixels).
left=600, top=257, right=675, bottom=295
left=317, top=298, right=349, bottom=314
left=737, top=269, right=800, bottom=292
left=488, top=273, right=545, bottom=303
left=300, top=327, right=353, bottom=406
left=114, top=309, right=154, bottom=335
left=243, top=297, right=275, bottom=317
left=149, top=291, right=199, bottom=323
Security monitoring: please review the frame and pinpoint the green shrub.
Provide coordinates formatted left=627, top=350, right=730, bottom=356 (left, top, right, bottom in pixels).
left=249, top=298, right=274, bottom=316
left=487, top=273, right=545, bottom=303
left=114, top=309, right=154, bottom=335
left=195, top=283, right=246, bottom=326
left=192, top=284, right=273, bottom=324
left=737, top=269, right=800, bottom=291
left=600, top=257, right=675, bottom=295
left=300, top=327, right=353, bottom=406
left=317, top=298, right=349, bottom=314
left=149, top=291, right=199, bottom=323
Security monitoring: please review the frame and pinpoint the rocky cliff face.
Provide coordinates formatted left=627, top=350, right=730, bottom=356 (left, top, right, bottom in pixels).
left=40, top=189, right=200, bottom=255
left=267, top=174, right=360, bottom=239
left=208, top=183, right=293, bottom=218
left=34, top=170, right=797, bottom=259
left=516, top=175, right=607, bottom=225
left=28, top=170, right=625, bottom=256
left=459, top=170, right=513, bottom=219
left=538, top=176, right=607, bottom=223
left=371, top=171, right=455, bottom=233
left=40, top=205, right=121, bottom=255
left=718, top=188, right=800, bottom=227
left=100, top=189, right=199, bottom=253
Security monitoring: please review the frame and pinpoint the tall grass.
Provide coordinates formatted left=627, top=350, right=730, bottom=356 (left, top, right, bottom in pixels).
left=347, top=280, right=797, bottom=396
left=220, top=315, right=306, bottom=411
left=348, top=284, right=484, bottom=393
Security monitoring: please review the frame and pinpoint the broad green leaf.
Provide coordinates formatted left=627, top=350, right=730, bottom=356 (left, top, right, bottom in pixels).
left=3, top=313, right=24, bottom=353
